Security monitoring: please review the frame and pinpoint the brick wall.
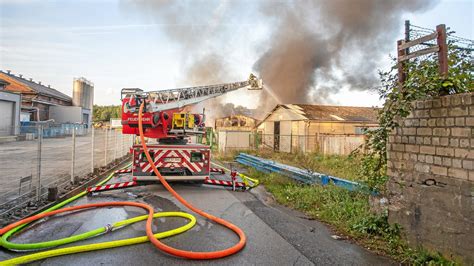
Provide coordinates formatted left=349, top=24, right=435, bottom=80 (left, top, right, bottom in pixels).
left=387, top=92, right=473, bottom=264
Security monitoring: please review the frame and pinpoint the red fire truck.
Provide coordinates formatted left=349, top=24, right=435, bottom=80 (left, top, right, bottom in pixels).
left=121, top=74, right=262, bottom=182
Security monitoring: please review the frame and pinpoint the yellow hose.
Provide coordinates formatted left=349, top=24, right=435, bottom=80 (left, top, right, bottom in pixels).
left=211, top=162, right=260, bottom=188
left=0, top=163, right=197, bottom=265
left=0, top=212, right=196, bottom=265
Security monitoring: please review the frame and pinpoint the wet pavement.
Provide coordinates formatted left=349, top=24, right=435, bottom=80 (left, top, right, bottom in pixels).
left=0, top=172, right=394, bottom=265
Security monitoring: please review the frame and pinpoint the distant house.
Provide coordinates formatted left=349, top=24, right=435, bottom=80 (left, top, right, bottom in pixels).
left=257, top=104, right=379, bottom=154
left=0, top=70, right=94, bottom=128
left=215, top=115, right=258, bottom=132
left=214, top=115, right=259, bottom=153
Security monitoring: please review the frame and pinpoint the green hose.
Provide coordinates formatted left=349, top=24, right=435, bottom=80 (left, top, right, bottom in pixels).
left=0, top=162, right=197, bottom=265
left=4, top=162, right=131, bottom=238
left=0, top=212, right=196, bottom=265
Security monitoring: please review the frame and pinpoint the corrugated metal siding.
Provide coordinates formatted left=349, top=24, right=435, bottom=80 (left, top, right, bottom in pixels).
left=0, top=101, right=14, bottom=135
left=279, top=121, right=291, bottom=152
left=318, top=135, right=365, bottom=155
left=217, top=131, right=251, bottom=153
left=308, top=122, right=378, bottom=135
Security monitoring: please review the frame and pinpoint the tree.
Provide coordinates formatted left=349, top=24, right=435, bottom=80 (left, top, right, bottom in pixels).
left=93, top=105, right=122, bottom=122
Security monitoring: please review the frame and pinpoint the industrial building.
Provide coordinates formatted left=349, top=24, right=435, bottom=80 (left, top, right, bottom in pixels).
left=257, top=104, right=379, bottom=154
left=0, top=70, right=94, bottom=136
left=0, top=79, right=21, bottom=137
left=49, top=78, right=94, bottom=128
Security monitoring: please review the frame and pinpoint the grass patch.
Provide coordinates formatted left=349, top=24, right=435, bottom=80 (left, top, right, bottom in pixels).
left=242, top=154, right=456, bottom=265
left=248, top=150, right=362, bottom=181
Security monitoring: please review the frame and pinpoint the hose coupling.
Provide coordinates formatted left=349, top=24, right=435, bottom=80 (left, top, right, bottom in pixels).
left=104, top=223, right=113, bottom=233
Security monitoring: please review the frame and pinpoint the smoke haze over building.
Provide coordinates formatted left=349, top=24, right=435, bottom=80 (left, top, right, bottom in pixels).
left=125, top=0, right=437, bottom=115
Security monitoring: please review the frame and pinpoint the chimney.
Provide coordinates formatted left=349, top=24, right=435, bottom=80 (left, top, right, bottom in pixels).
left=6, top=70, right=11, bottom=74
left=48, top=85, right=51, bottom=88
left=38, top=81, right=42, bottom=85
left=19, top=74, right=23, bottom=78
left=29, top=78, right=33, bottom=82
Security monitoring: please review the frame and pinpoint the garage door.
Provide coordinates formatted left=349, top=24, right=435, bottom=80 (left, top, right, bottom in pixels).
left=0, top=100, right=14, bottom=136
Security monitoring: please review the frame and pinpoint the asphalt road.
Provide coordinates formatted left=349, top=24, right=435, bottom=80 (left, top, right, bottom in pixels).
left=0, top=173, right=393, bottom=265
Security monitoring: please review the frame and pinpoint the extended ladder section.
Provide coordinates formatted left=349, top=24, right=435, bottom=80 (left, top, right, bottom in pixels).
left=121, top=74, right=262, bottom=112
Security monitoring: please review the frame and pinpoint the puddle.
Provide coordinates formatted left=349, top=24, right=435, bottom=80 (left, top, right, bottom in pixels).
left=142, top=194, right=182, bottom=212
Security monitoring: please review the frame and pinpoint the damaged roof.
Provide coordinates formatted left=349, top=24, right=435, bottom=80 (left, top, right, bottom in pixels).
left=268, top=104, right=379, bottom=123
left=0, top=70, right=72, bottom=101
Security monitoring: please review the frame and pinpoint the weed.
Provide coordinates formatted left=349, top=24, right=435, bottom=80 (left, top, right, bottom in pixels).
left=242, top=154, right=457, bottom=265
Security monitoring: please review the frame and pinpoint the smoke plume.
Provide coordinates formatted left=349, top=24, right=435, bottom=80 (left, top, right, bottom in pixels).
left=254, top=0, right=436, bottom=110
left=124, top=0, right=437, bottom=115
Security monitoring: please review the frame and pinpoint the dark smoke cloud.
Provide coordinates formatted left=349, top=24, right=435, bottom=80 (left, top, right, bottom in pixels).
left=254, top=0, right=437, bottom=110
left=254, top=0, right=437, bottom=108
left=124, top=0, right=437, bottom=115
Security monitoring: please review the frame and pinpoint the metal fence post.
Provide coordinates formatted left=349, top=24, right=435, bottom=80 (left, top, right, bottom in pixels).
left=71, top=127, right=76, bottom=184
left=119, top=131, right=123, bottom=157
left=290, top=134, right=293, bottom=153
left=210, top=129, right=213, bottom=148
left=104, top=128, right=108, bottom=166
left=36, top=125, right=43, bottom=201
left=91, top=127, right=95, bottom=173
left=114, top=129, right=117, bottom=161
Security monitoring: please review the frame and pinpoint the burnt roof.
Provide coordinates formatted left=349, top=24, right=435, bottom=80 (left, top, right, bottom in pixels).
left=215, top=114, right=258, bottom=121
left=292, top=104, right=379, bottom=122
left=0, top=70, right=72, bottom=101
left=262, top=104, right=379, bottom=123
left=0, top=79, right=10, bottom=86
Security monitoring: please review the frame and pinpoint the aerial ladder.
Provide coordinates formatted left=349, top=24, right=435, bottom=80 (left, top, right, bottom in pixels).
left=120, top=74, right=262, bottom=182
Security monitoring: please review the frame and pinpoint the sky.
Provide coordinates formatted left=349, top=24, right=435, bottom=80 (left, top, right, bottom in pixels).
left=0, top=0, right=472, bottom=109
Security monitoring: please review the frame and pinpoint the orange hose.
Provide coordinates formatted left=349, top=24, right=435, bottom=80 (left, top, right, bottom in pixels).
left=138, top=103, right=246, bottom=259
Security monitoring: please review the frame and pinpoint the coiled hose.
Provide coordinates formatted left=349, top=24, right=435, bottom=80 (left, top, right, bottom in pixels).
left=0, top=164, right=196, bottom=265
left=0, top=202, right=195, bottom=265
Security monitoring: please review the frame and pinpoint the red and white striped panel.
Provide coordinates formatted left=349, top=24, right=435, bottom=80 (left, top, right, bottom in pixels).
left=204, top=177, right=246, bottom=187
left=139, top=149, right=207, bottom=173
left=87, top=181, right=137, bottom=193
left=114, top=168, right=132, bottom=174
left=210, top=168, right=225, bottom=174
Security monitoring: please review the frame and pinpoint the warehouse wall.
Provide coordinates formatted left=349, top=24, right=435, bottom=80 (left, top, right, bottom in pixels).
left=308, top=122, right=378, bottom=135
left=0, top=91, right=20, bottom=136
